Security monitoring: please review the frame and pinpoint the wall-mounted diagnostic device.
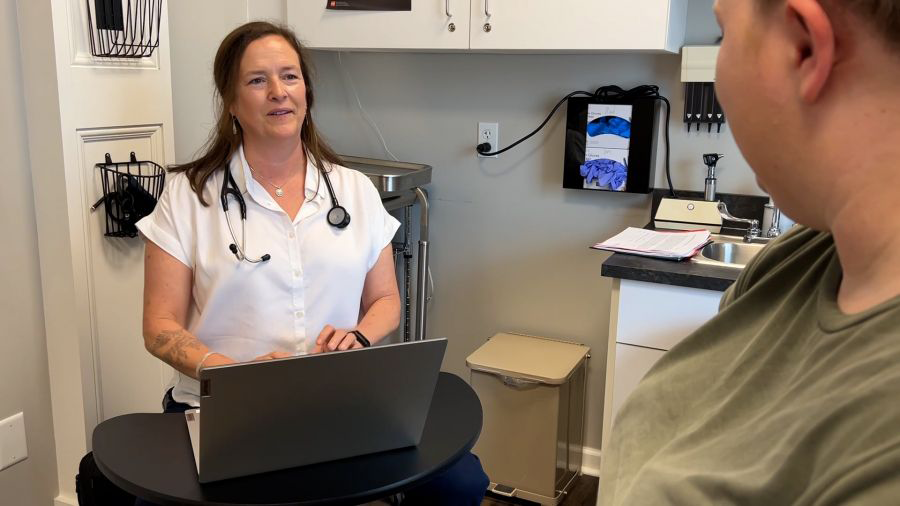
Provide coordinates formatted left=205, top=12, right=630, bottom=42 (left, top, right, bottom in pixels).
left=681, top=46, right=725, bottom=133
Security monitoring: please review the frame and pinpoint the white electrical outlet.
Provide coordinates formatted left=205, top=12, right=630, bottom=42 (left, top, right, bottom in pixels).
left=0, top=412, right=28, bottom=471
left=477, top=122, right=499, bottom=158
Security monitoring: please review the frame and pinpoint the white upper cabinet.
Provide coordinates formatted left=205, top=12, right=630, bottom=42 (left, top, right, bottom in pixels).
left=470, top=0, right=687, bottom=52
left=288, top=0, right=687, bottom=53
left=288, top=0, right=471, bottom=50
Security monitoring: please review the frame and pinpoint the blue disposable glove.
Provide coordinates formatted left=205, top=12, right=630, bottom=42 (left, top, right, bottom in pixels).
left=587, top=116, right=631, bottom=139
left=579, top=158, right=628, bottom=190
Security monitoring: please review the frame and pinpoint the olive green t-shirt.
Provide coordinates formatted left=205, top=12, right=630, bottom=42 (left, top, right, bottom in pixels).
left=599, top=226, right=900, bottom=505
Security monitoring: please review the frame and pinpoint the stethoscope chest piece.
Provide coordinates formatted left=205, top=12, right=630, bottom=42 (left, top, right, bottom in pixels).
left=327, top=205, right=350, bottom=229
left=222, top=163, right=350, bottom=263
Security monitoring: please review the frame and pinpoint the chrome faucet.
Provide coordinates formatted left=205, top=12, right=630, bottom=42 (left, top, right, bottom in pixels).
left=764, top=202, right=782, bottom=238
left=717, top=202, right=760, bottom=242
left=703, top=153, right=761, bottom=242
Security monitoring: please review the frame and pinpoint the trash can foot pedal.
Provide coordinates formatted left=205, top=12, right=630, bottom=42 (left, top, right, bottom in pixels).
left=491, top=483, right=517, bottom=497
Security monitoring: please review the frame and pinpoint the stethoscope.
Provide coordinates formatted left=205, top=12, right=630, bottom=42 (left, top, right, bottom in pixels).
left=220, top=162, right=350, bottom=263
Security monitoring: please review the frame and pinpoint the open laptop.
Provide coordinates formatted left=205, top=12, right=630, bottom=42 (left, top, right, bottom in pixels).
left=185, top=338, right=447, bottom=483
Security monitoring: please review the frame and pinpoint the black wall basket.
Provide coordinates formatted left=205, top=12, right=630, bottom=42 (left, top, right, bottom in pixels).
left=91, top=152, right=165, bottom=238
left=86, top=0, right=163, bottom=58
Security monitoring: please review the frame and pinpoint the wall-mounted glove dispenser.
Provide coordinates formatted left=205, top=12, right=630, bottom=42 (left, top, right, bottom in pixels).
left=476, top=84, right=671, bottom=196
left=562, top=85, right=669, bottom=195
left=90, top=152, right=165, bottom=238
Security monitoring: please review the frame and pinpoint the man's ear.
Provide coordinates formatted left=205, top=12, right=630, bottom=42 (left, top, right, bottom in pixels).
left=785, top=0, right=836, bottom=102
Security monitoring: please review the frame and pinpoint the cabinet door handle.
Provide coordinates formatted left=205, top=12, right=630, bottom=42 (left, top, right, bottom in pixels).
left=446, top=0, right=457, bottom=32
left=484, top=0, right=491, bottom=18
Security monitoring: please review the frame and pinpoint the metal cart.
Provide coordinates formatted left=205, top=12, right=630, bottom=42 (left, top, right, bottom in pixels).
left=340, top=155, right=432, bottom=342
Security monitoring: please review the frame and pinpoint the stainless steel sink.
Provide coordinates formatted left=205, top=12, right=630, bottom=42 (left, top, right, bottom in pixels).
left=692, top=234, right=767, bottom=269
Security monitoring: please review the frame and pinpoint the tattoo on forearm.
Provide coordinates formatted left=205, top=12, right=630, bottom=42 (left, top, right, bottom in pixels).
left=150, top=329, right=204, bottom=369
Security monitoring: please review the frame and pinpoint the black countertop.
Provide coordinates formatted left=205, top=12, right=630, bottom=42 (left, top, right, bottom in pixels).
left=601, top=250, right=741, bottom=292
left=600, top=189, right=770, bottom=292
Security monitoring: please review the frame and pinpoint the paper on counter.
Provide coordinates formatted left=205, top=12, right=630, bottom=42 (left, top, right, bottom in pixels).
left=592, top=227, right=711, bottom=260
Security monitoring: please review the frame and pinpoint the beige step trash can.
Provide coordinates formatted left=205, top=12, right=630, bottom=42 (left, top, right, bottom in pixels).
left=466, top=332, right=590, bottom=505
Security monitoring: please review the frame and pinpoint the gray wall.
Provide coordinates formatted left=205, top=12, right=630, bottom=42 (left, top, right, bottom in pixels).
left=0, top=1, right=59, bottom=504
left=309, top=50, right=761, bottom=453
left=169, top=0, right=762, bottom=454
left=685, top=0, right=723, bottom=45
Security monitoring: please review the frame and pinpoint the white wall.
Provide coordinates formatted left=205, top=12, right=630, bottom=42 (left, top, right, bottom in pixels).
left=0, top=1, right=59, bottom=504
left=168, top=0, right=762, bottom=463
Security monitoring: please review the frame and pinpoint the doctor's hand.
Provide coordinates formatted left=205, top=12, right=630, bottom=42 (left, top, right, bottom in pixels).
left=312, top=325, right=363, bottom=354
left=250, top=351, right=294, bottom=362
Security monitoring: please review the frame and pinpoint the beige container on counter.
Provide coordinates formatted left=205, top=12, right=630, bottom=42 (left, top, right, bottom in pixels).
left=467, top=332, right=590, bottom=505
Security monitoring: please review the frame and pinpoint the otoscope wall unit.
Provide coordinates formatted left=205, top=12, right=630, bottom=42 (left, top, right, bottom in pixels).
left=681, top=46, right=725, bottom=133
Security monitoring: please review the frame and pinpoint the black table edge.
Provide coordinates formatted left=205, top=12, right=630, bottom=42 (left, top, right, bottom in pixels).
left=93, top=372, right=482, bottom=506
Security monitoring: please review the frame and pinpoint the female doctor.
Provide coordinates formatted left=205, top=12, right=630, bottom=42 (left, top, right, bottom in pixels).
left=136, top=21, right=487, bottom=505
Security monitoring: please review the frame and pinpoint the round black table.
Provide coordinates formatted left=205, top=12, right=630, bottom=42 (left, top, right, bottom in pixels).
left=92, top=372, right=482, bottom=505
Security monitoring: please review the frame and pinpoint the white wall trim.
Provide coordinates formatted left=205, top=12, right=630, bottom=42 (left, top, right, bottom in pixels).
left=17, top=0, right=176, bottom=499
left=55, top=493, right=77, bottom=506
left=76, top=124, right=165, bottom=422
left=578, top=445, right=602, bottom=478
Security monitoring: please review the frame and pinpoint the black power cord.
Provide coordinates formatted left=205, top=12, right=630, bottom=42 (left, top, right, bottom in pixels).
left=476, top=84, right=676, bottom=198
left=476, top=90, right=594, bottom=157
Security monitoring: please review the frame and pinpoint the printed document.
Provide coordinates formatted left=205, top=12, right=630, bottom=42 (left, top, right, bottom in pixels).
left=592, top=227, right=711, bottom=259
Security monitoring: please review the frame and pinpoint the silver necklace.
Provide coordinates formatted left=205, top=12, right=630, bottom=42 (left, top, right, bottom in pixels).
left=248, top=166, right=292, bottom=198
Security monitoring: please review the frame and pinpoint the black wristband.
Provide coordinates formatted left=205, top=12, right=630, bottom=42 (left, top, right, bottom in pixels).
left=351, top=330, right=371, bottom=348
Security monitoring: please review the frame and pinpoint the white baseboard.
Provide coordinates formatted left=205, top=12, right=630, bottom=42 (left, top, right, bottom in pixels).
left=578, top=445, right=602, bottom=477
left=54, top=493, right=77, bottom=506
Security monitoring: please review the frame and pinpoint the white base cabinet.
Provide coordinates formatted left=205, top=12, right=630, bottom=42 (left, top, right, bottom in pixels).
left=601, top=278, right=722, bottom=452
left=287, top=0, right=688, bottom=53
left=608, top=343, right=666, bottom=433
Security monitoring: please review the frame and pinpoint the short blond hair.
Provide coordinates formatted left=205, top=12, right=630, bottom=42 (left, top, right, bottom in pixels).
left=759, top=0, right=900, bottom=49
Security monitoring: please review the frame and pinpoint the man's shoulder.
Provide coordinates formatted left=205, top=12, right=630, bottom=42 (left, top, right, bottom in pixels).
left=753, top=225, right=831, bottom=270
left=731, top=226, right=833, bottom=296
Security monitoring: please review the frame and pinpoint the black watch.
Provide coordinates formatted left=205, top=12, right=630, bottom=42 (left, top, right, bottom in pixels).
left=350, top=330, right=371, bottom=348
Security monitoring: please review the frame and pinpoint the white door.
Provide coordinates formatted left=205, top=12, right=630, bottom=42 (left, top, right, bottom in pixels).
left=469, top=0, right=687, bottom=52
left=17, top=0, right=175, bottom=501
left=287, top=0, right=470, bottom=50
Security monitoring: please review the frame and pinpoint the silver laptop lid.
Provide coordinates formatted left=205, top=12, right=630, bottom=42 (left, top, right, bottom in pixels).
left=197, top=338, right=447, bottom=483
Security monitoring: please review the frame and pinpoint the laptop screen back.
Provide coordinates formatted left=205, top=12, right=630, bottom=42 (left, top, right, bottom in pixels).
left=196, top=338, right=447, bottom=483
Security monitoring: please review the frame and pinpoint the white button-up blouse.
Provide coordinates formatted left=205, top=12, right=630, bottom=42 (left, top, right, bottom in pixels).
left=137, top=146, right=400, bottom=405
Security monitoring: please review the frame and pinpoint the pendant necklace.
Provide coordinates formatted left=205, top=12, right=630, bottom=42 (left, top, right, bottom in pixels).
left=248, top=166, right=290, bottom=198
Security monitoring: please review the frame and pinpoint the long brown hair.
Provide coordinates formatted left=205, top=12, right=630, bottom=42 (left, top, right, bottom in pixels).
left=170, top=21, right=343, bottom=206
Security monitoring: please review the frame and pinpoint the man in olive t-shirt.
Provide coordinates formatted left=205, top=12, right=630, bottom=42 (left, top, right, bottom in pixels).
left=599, top=1, right=900, bottom=504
